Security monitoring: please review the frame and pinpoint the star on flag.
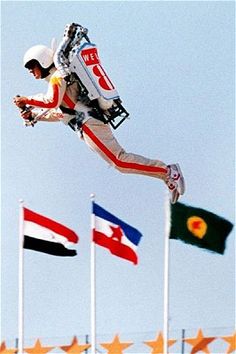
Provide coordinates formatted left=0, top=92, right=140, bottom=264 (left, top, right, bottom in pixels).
left=143, top=332, right=177, bottom=354
left=60, top=336, right=91, bottom=353
left=100, top=334, right=133, bottom=354
left=110, top=225, right=123, bottom=242
left=184, top=329, right=216, bottom=354
left=24, top=339, right=54, bottom=354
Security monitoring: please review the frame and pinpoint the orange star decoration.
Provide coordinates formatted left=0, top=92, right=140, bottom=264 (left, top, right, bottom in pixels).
left=144, top=331, right=177, bottom=354
left=24, top=339, right=54, bottom=354
left=0, top=341, right=17, bottom=354
left=221, top=331, right=236, bottom=354
left=60, top=336, right=91, bottom=353
left=100, top=334, right=133, bottom=354
left=184, top=329, right=216, bottom=354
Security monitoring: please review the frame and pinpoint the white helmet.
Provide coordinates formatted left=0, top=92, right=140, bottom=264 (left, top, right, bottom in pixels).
left=23, top=45, right=54, bottom=69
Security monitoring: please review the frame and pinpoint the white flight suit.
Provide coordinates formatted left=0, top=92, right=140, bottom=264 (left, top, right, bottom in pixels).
left=24, top=68, right=168, bottom=180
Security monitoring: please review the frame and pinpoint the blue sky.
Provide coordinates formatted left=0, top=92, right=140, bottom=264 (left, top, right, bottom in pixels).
left=1, top=1, right=235, bottom=353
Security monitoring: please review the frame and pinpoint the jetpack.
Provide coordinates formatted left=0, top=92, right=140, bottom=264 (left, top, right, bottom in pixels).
left=54, top=23, right=129, bottom=129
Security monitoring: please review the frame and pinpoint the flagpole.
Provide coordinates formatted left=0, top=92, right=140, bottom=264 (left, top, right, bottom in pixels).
left=90, top=194, right=96, bottom=354
left=18, top=199, right=25, bottom=354
left=163, top=193, right=171, bottom=354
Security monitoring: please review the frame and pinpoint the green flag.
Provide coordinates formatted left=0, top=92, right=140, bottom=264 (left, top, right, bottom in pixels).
left=170, top=202, right=233, bottom=254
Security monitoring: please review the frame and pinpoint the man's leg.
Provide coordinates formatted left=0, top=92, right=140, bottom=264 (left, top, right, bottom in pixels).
left=82, top=118, right=168, bottom=180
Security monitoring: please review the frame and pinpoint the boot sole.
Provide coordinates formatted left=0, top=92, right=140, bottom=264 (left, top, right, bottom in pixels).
left=175, top=163, right=185, bottom=195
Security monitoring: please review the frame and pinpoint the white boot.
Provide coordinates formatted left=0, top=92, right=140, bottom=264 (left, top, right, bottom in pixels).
left=165, top=163, right=185, bottom=204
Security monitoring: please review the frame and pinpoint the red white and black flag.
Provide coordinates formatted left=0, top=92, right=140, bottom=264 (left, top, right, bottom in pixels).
left=23, top=208, right=79, bottom=257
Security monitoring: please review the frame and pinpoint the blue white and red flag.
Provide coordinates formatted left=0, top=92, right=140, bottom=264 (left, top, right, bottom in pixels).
left=92, top=202, right=142, bottom=265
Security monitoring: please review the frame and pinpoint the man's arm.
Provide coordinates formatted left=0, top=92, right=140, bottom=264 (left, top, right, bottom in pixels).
left=18, top=106, right=63, bottom=124
left=14, top=75, right=67, bottom=111
left=24, top=76, right=67, bottom=109
left=37, top=110, right=63, bottom=122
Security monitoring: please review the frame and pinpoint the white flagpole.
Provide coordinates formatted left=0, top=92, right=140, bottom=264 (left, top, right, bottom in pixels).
left=18, top=199, right=25, bottom=354
left=163, top=193, right=171, bottom=354
left=90, top=194, right=96, bottom=354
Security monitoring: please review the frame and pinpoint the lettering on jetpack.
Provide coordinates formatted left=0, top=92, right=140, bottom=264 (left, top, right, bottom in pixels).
left=81, top=48, right=99, bottom=66
left=81, top=47, right=115, bottom=91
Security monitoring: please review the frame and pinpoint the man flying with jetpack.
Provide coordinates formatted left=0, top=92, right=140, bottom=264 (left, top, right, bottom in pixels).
left=13, top=22, right=185, bottom=204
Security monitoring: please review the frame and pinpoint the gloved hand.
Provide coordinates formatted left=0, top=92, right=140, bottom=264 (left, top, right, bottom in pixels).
left=20, top=110, right=37, bottom=127
left=24, top=119, right=37, bottom=127
left=20, top=109, right=32, bottom=120
left=13, top=96, right=28, bottom=109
